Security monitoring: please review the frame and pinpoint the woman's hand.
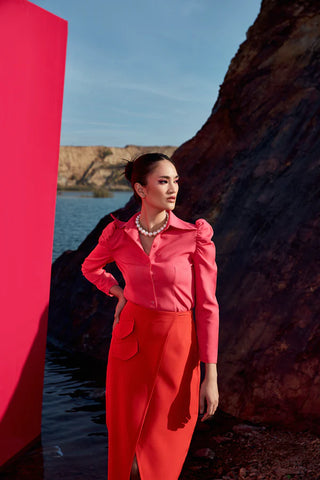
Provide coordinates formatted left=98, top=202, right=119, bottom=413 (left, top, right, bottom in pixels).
left=199, top=363, right=219, bottom=421
left=109, top=285, right=127, bottom=330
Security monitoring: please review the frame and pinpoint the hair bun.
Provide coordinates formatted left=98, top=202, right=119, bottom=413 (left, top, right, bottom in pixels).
left=124, top=160, right=134, bottom=182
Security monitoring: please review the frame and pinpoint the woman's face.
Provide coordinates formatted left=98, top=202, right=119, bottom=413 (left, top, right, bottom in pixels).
left=136, top=160, right=179, bottom=212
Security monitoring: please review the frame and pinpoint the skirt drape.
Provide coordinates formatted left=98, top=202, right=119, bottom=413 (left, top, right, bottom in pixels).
left=106, top=301, right=200, bottom=480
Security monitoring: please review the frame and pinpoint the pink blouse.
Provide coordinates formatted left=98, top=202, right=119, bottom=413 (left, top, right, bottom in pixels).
left=81, top=211, right=219, bottom=363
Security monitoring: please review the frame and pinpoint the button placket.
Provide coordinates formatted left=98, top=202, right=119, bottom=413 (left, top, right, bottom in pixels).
left=148, top=254, right=157, bottom=308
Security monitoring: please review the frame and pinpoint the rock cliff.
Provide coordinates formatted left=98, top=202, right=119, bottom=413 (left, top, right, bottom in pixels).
left=58, top=145, right=176, bottom=190
left=173, top=0, right=320, bottom=431
left=49, top=0, right=320, bottom=432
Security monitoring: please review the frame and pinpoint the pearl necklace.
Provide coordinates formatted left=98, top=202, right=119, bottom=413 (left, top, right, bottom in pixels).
left=135, top=212, right=169, bottom=237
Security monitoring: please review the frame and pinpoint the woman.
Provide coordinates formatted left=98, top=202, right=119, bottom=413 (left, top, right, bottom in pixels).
left=81, top=153, right=219, bottom=480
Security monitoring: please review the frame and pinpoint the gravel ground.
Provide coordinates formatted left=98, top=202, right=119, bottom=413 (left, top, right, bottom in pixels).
left=180, top=411, right=320, bottom=480
left=1, top=409, right=318, bottom=480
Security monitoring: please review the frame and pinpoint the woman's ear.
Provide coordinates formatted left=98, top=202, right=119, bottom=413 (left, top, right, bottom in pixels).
left=134, top=182, right=146, bottom=199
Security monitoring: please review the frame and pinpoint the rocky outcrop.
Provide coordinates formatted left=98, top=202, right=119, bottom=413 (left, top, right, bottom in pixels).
left=58, top=145, right=176, bottom=190
left=49, top=0, right=320, bottom=432
left=172, top=0, right=320, bottom=431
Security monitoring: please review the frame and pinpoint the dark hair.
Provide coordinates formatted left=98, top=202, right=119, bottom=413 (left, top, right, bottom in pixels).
left=124, top=152, right=175, bottom=203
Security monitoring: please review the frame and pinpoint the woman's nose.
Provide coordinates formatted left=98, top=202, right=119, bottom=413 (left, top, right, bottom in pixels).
left=168, top=183, right=177, bottom=193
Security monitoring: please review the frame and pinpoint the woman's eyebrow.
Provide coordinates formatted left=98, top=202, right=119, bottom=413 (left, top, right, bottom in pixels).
left=158, top=175, right=179, bottom=179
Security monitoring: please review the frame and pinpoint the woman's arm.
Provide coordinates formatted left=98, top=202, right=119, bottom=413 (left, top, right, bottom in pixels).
left=193, top=219, right=220, bottom=419
left=81, top=222, right=119, bottom=295
left=82, top=222, right=127, bottom=330
left=109, top=285, right=127, bottom=329
left=199, top=363, right=219, bottom=421
left=193, top=219, right=219, bottom=364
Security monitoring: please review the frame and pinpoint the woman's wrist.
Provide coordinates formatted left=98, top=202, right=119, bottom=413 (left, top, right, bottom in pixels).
left=109, top=285, right=125, bottom=299
left=204, top=363, right=217, bottom=381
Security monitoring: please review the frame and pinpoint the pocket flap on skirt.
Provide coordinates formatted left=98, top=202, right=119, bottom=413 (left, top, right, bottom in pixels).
left=111, top=337, right=139, bottom=361
left=114, top=316, right=135, bottom=339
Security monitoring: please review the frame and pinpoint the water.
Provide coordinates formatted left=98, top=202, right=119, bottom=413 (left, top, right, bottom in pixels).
left=0, top=191, right=131, bottom=479
left=41, top=348, right=108, bottom=480
left=0, top=347, right=108, bottom=480
left=52, top=191, right=132, bottom=261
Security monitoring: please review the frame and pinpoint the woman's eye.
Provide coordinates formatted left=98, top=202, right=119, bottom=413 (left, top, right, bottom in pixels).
left=158, top=178, right=179, bottom=185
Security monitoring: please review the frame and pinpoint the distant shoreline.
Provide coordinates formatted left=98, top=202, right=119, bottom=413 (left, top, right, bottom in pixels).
left=57, top=184, right=131, bottom=198
left=57, top=184, right=131, bottom=192
left=58, top=145, right=177, bottom=193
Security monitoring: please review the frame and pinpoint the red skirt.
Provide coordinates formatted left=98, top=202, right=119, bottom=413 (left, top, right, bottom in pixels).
left=106, top=301, right=200, bottom=480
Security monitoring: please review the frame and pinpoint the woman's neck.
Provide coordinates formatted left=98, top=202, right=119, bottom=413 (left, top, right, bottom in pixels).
left=140, top=208, right=167, bottom=232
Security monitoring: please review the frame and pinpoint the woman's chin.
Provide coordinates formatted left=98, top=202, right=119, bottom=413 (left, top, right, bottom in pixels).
left=166, top=203, right=176, bottom=210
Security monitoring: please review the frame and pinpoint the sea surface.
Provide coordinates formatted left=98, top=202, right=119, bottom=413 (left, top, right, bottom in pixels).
left=52, top=190, right=132, bottom=261
left=1, top=191, right=131, bottom=480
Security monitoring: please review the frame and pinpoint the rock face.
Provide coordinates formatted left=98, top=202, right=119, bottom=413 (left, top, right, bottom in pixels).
left=58, top=145, right=176, bottom=189
left=172, top=0, right=320, bottom=431
left=49, top=0, right=320, bottom=432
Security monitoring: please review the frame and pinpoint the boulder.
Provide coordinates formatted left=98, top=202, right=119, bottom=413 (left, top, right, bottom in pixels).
left=172, top=0, right=320, bottom=432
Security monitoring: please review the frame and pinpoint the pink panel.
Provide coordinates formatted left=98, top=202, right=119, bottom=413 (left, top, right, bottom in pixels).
left=0, top=0, right=67, bottom=466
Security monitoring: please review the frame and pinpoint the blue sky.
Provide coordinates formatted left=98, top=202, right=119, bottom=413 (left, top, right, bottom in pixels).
left=32, top=0, right=261, bottom=147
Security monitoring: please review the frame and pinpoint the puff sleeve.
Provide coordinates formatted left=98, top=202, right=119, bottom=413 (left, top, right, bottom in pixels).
left=81, top=221, right=119, bottom=295
left=193, top=219, right=219, bottom=363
